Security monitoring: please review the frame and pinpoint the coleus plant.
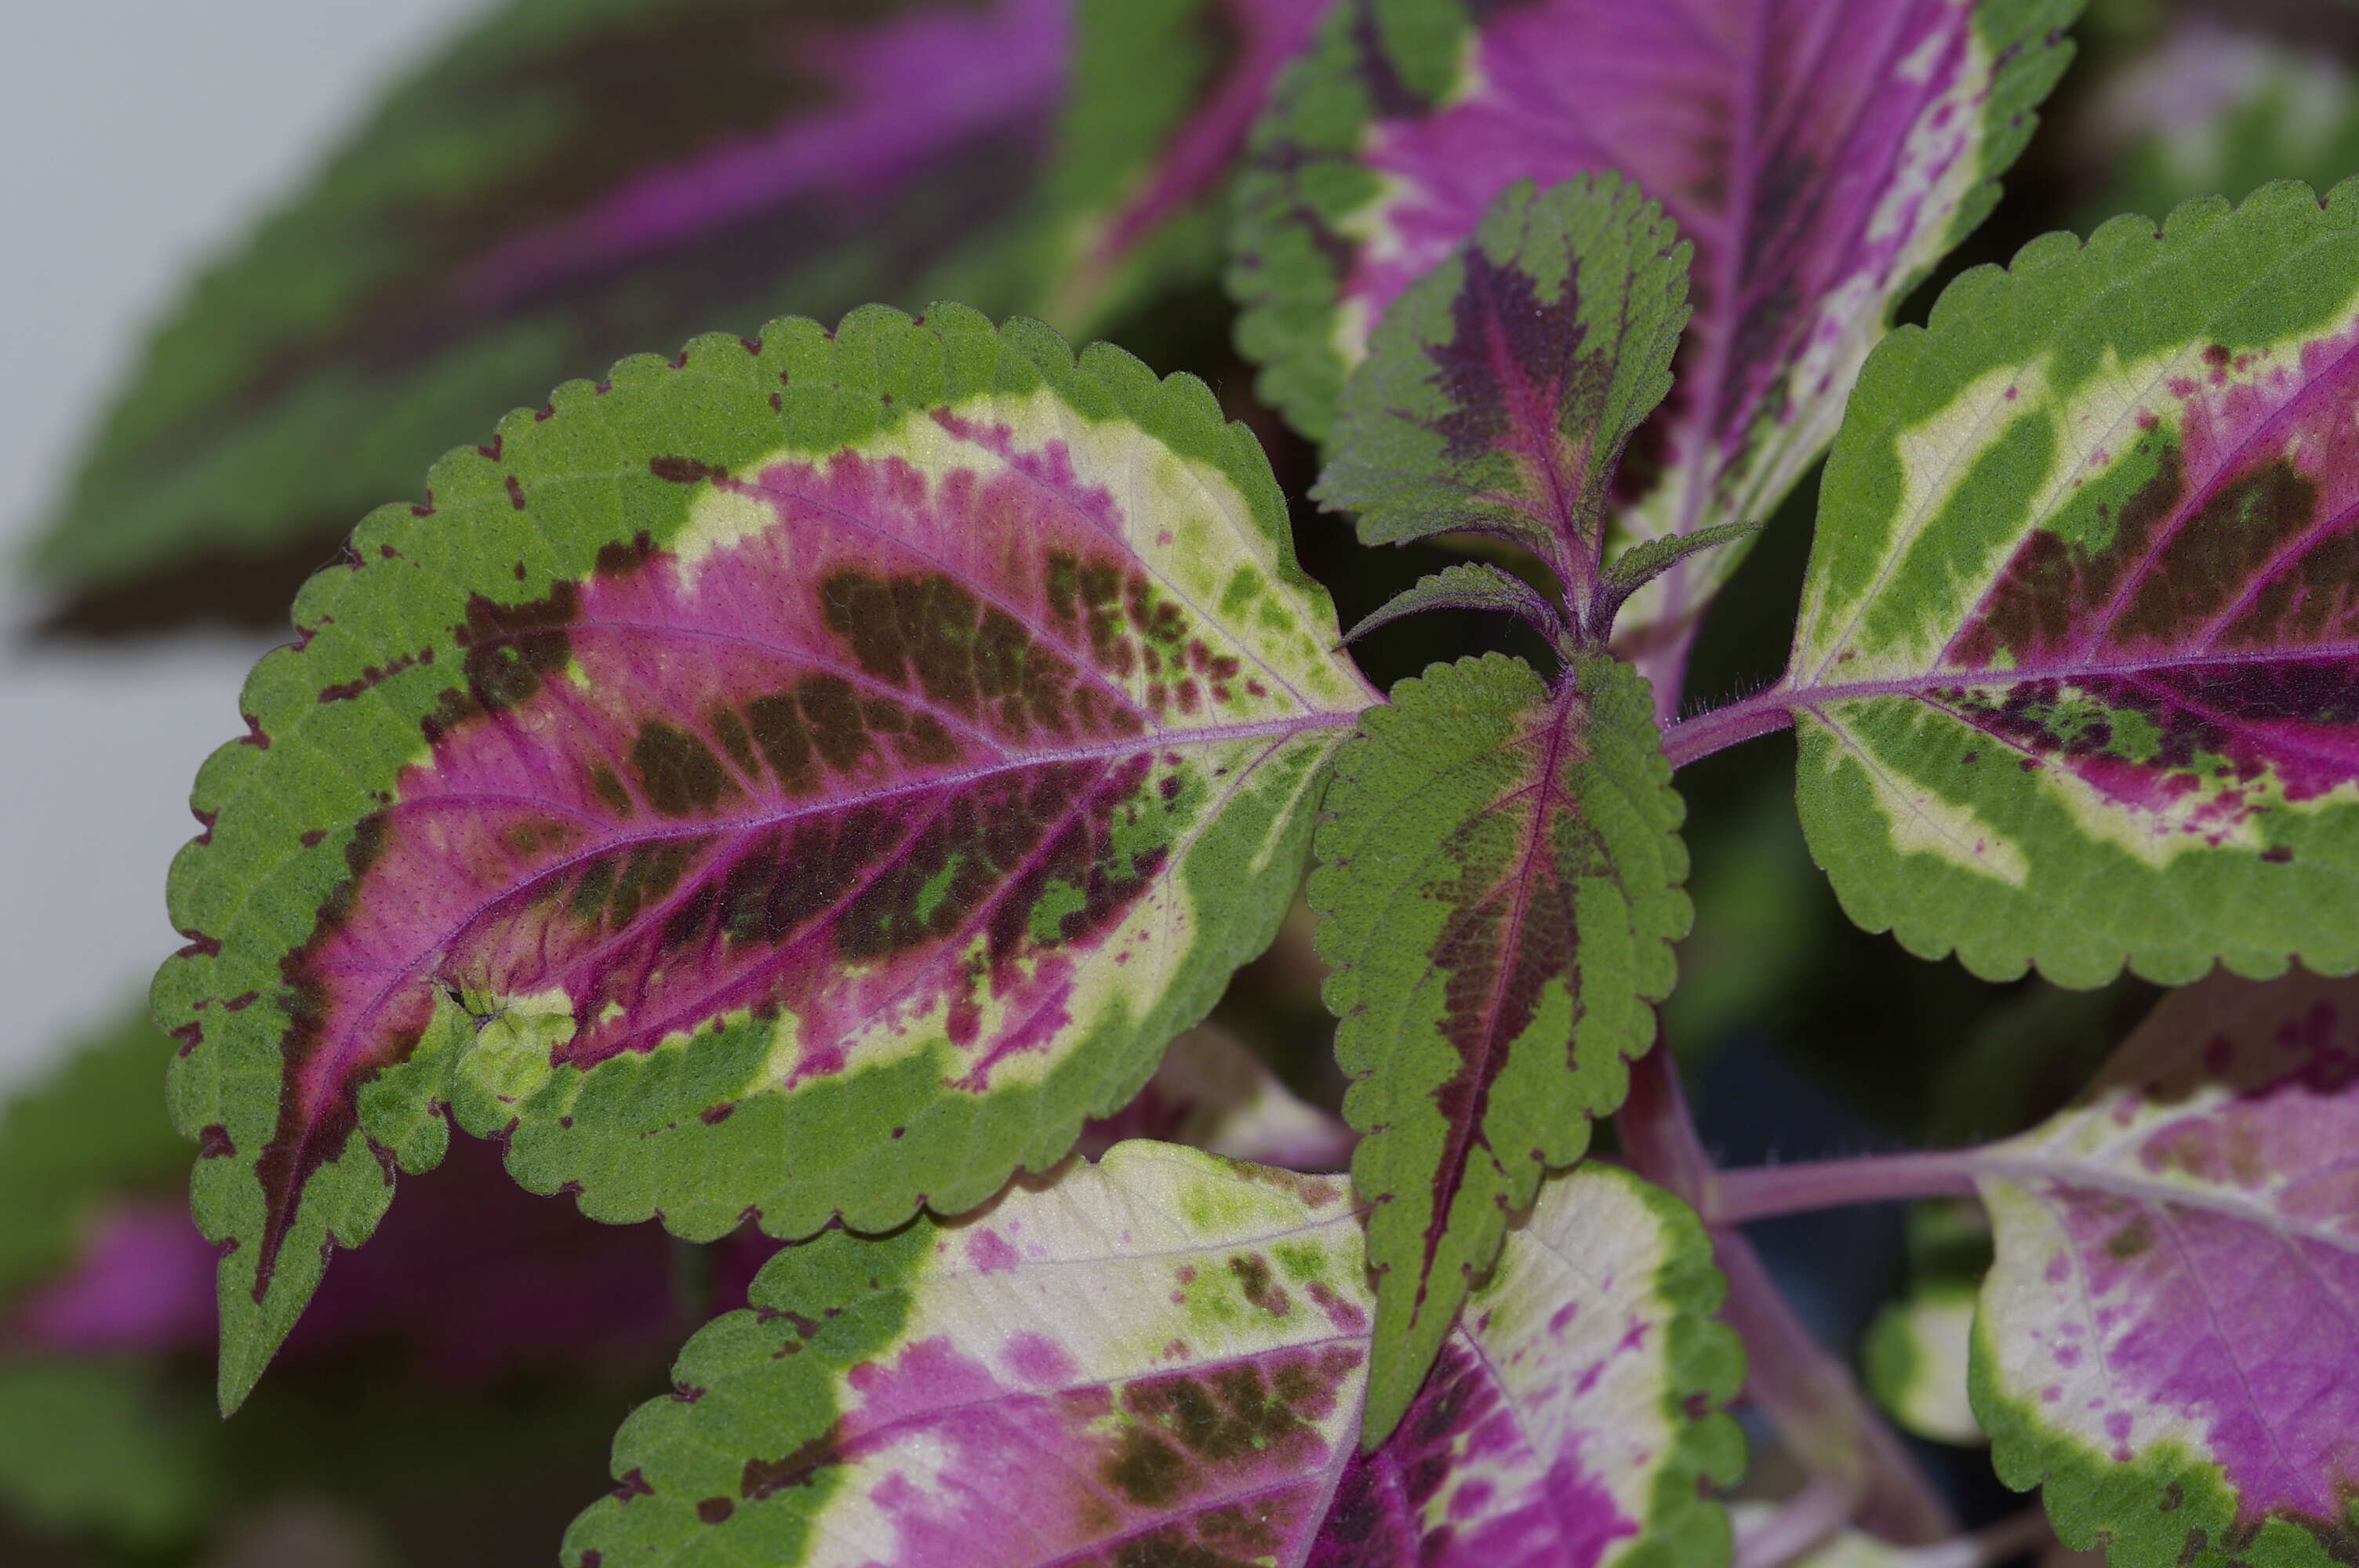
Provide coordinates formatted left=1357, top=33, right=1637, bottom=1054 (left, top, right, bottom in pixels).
left=123, top=0, right=2359, bottom=1564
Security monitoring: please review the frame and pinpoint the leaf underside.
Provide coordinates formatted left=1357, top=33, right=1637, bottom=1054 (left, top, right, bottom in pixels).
left=157, top=303, right=1370, bottom=1410
left=562, top=1143, right=1743, bottom=1568
left=37, top=0, right=1317, bottom=622
left=1310, top=652, right=1689, bottom=1446
left=1232, top=0, right=2080, bottom=662
left=1794, top=179, right=2359, bottom=988
left=1971, top=970, right=2359, bottom=1568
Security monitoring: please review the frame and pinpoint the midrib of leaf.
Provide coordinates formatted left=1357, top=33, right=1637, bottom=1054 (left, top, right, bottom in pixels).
left=2047, top=331, right=2359, bottom=665
left=283, top=712, right=1349, bottom=1108
left=1974, top=1152, right=2357, bottom=1255
left=1411, top=679, right=1583, bottom=1323
left=1785, top=638, right=2359, bottom=709
left=1656, top=0, right=1919, bottom=596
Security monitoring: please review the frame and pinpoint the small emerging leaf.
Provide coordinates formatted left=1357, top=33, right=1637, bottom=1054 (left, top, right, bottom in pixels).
left=1971, top=970, right=2359, bottom=1567
left=1314, top=175, right=1690, bottom=604
left=157, top=304, right=1372, bottom=1410
left=1593, top=520, right=1765, bottom=637
left=562, top=1145, right=1743, bottom=1567
left=1342, top=561, right=1565, bottom=646
left=1794, top=179, right=2359, bottom=986
left=1310, top=651, right=1690, bottom=1445
left=1234, top=0, right=2081, bottom=665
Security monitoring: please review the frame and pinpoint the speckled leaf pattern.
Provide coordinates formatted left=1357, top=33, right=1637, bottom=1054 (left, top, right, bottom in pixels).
left=1314, top=176, right=1690, bottom=608
left=1792, top=180, right=2359, bottom=987
left=1310, top=652, right=1689, bottom=1446
left=562, top=1144, right=1743, bottom=1567
left=1231, top=0, right=2078, bottom=662
left=35, top=0, right=1329, bottom=621
left=155, top=304, right=1372, bottom=1410
left=1970, top=971, right=2359, bottom=1567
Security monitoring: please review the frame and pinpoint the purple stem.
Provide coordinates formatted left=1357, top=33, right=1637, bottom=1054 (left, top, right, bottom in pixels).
left=1618, top=1049, right=1957, bottom=1547
left=1659, top=681, right=1798, bottom=769
left=1734, top=1473, right=1862, bottom=1568
left=1707, top=1150, right=1986, bottom=1227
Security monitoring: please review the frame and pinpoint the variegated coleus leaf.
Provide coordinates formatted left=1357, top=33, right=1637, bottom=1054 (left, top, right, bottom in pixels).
left=1074, top=1024, right=1358, bottom=1170
left=1969, top=968, right=2359, bottom=1568
left=1790, top=179, right=2359, bottom=988
left=35, top=0, right=1329, bottom=625
left=1310, top=652, right=1689, bottom=1445
left=563, top=1143, right=1743, bottom=1567
left=1314, top=176, right=1690, bottom=621
left=158, top=303, right=1372, bottom=1410
left=1230, top=0, right=2079, bottom=670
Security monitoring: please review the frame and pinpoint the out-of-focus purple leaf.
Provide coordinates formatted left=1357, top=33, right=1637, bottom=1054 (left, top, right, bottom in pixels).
left=35, top=0, right=1331, bottom=632
left=1233, top=0, right=2081, bottom=688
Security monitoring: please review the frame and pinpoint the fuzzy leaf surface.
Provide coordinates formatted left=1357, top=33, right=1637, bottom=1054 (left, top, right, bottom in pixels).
left=1310, top=652, right=1689, bottom=1445
left=1792, top=180, right=2359, bottom=986
left=1232, top=0, right=2079, bottom=661
left=155, top=304, right=1371, bottom=1408
left=1343, top=561, right=1563, bottom=645
left=563, top=1144, right=1742, bottom=1567
left=1970, top=970, right=2359, bottom=1567
left=1314, top=176, right=1690, bottom=593
left=34, top=0, right=1328, bottom=626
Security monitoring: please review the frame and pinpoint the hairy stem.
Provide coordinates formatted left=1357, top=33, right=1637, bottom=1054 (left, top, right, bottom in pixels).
left=1618, top=1049, right=1957, bottom=1545
left=1659, top=682, right=1798, bottom=768
left=1708, top=1150, right=1986, bottom=1225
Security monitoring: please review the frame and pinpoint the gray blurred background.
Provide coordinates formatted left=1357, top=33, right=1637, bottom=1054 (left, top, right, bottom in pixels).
left=0, top=1, right=478, bottom=1094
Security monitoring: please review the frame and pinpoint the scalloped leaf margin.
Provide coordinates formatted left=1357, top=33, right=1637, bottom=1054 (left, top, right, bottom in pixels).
left=157, top=303, right=1374, bottom=1409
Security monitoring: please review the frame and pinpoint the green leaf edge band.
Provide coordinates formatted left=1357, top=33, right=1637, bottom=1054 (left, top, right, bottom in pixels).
left=156, top=300, right=1358, bottom=1411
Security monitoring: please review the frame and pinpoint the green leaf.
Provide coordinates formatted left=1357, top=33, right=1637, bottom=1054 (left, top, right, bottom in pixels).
left=155, top=303, right=1372, bottom=1411
left=1341, top=561, right=1565, bottom=646
left=1309, top=651, right=1689, bottom=1446
left=1790, top=179, right=2359, bottom=987
left=562, top=1145, right=1742, bottom=1567
left=1313, top=176, right=1690, bottom=611
left=0, top=1009, right=187, bottom=1300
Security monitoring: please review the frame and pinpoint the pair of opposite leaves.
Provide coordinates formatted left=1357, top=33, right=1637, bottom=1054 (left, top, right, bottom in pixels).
left=163, top=0, right=2084, bottom=1438
left=556, top=965, right=2359, bottom=1567
left=160, top=8, right=2359, bottom=1566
